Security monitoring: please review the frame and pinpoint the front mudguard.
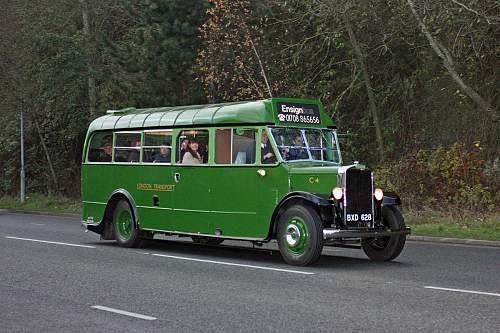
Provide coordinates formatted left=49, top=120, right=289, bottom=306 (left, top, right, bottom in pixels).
left=269, top=191, right=333, bottom=239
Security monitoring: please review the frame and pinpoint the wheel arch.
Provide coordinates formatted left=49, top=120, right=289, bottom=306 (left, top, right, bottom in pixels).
left=267, top=191, right=332, bottom=240
left=97, top=189, right=139, bottom=240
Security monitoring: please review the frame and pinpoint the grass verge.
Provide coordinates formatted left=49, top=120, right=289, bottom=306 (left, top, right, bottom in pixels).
left=405, top=211, right=500, bottom=241
left=0, top=194, right=81, bottom=215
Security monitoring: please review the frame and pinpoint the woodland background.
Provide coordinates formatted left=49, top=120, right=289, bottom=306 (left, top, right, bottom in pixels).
left=0, top=0, right=498, bottom=216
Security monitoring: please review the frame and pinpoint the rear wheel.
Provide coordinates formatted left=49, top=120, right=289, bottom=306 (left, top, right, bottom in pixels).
left=113, top=199, right=142, bottom=248
left=277, top=204, right=323, bottom=266
left=362, top=206, right=406, bottom=261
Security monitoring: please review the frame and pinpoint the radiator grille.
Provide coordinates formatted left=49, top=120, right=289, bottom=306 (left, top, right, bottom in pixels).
left=344, top=168, right=373, bottom=227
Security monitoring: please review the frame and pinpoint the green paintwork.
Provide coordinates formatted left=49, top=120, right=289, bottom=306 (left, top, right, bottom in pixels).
left=287, top=164, right=340, bottom=194
left=81, top=98, right=341, bottom=241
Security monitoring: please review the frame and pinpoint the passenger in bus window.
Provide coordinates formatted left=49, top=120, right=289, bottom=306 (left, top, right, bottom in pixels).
left=287, top=135, right=309, bottom=160
left=127, top=139, right=141, bottom=162
left=182, top=139, right=202, bottom=164
left=153, top=145, right=171, bottom=163
left=101, top=142, right=112, bottom=162
left=261, top=132, right=275, bottom=164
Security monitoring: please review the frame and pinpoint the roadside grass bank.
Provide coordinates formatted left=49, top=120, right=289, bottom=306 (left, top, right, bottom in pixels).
left=0, top=194, right=81, bottom=214
left=405, top=211, right=500, bottom=241
left=1, top=195, right=498, bottom=241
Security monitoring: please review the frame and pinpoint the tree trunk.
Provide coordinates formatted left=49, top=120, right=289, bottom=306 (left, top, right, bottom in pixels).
left=406, top=0, right=496, bottom=119
left=344, top=13, right=385, bottom=162
left=79, top=0, right=97, bottom=118
left=34, top=119, right=59, bottom=193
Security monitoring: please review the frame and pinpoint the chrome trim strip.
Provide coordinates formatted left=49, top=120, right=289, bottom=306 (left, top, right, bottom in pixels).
left=172, top=208, right=256, bottom=215
left=82, top=221, right=101, bottom=226
left=137, top=205, right=173, bottom=211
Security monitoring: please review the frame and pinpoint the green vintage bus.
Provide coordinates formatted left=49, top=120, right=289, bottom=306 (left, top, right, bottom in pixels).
left=81, top=98, right=409, bottom=266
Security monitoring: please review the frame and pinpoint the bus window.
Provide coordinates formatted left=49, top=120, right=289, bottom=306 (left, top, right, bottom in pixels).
left=176, top=130, right=209, bottom=164
left=87, top=132, right=113, bottom=162
left=143, top=130, right=172, bottom=163
left=216, top=128, right=256, bottom=164
left=114, top=132, right=141, bottom=163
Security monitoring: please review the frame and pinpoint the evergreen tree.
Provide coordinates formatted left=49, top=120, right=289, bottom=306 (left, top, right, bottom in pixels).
left=117, top=0, right=209, bottom=107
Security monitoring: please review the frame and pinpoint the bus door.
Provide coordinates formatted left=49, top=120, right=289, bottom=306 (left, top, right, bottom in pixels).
left=209, top=128, right=279, bottom=239
left=137, top=130, right=174, bottom=231
left=170, top=129, right=211, bottom=234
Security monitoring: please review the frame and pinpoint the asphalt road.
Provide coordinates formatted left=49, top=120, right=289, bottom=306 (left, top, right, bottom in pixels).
left=0, top=212, right=499, bottom=332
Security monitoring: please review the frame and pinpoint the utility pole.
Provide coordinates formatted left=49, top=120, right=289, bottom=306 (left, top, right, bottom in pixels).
left=20, top=100, right=26, bottom=203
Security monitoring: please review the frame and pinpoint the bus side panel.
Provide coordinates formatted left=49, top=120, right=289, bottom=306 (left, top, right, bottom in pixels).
left=209, top=165, right=289, bottom=239
left=170, top=165, right=211, bottom=234
left=136, top=164, right=173, bottom=231
left=81, top=164, right=115, bottom=224
left=82, top=164, right=140, bottom=225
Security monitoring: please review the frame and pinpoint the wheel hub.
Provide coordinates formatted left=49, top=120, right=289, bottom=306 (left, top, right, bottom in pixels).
left=286, top=223, right=301, bottom=247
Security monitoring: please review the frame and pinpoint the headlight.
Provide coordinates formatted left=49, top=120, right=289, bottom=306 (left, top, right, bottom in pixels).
left=374, top=188, right=384, bottom=201
left=332, top=187, right=343, bottom=200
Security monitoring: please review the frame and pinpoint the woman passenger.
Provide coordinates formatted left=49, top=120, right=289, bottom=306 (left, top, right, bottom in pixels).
left=182, top=139, right=203, bottom=164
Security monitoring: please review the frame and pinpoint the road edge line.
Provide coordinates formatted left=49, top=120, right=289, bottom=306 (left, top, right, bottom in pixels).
left=424, top=286, right=500, bottom=297
left=5, top=236, right=95, bottom=248
left=91, top=305, right=157, bottom=321
left=151, top=253, right=314, bottom=275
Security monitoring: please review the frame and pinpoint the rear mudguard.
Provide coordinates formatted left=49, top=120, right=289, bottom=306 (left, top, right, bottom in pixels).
left=85, top=189, right=139, bottom=239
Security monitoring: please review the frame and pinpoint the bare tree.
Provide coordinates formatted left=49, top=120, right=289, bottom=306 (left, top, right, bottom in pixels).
left=344, top=3, right=385, bottom=161
left=407, top=0, right=497, bottom=119
left=79, top=0, right=97, bottom=118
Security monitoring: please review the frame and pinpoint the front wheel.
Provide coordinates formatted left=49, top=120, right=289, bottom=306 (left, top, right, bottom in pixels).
left=277, top=204, right=323, bottom=266
left=362, top=206, right=406, bottom=261
left=113, top=199, right=142, bottom=248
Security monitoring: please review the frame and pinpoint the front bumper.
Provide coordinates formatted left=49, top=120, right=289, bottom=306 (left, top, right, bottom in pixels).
left=323, top=227, right=411, bottom=240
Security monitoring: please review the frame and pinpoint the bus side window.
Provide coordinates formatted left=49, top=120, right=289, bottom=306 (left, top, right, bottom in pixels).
left=114, top=132, right=141, bottom=163
left=143, top=130, right=172, bottom=163
left=87, top=132, right=113, bottom=162
left=215, top=128, right=255, bottom=165
left=176, top=130, right=209, bottom=164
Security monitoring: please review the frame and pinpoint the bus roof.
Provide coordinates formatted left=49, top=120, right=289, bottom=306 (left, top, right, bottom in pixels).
left=87, top=98, right=334, bottom=133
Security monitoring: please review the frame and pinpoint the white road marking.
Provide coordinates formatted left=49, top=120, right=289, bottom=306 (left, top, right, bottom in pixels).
left=151, top=253, right=314, bottom=275
left=30, top=223, right=46, bottom=226
left=91, top=305, right=157, bottom=321
left=5, top=236, right=95, bottom=248
left=424, top=286, right=500, bottom=297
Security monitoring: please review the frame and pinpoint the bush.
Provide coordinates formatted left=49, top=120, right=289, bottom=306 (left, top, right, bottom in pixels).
left=375, top=142, right=499, bottom=215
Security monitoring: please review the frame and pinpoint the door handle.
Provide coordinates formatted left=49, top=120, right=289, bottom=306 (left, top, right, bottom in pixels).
left=174, top=172, right=181, bottom=183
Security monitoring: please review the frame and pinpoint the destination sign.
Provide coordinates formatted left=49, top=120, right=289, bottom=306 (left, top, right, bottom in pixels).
left=276, top=102, right=321, bottom=125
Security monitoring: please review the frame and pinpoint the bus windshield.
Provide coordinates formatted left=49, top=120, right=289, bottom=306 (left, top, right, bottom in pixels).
left=270, top=127, right=341, bottom=164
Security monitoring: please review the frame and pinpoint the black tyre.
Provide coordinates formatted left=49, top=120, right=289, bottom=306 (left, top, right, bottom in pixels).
left=113, top=199, right=142, bottom=248
left=191, top=236, right=224, bottom=245
left=362, top=206, right=406, bottom=261
left=276, top=204, right=324, bottom=266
